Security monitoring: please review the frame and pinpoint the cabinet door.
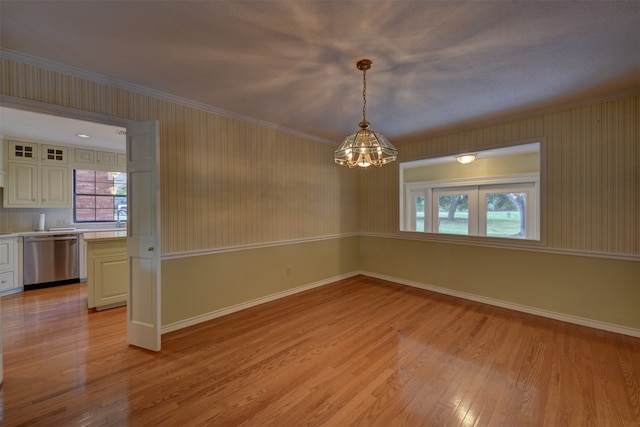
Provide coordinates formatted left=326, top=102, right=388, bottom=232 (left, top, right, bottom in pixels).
left=74, top=148, right=96, bottom=165
left=8, top=141, right=38, bottom=162
left=41, top=165, right=71, bottom=207
left=0, top=239, right=14, bottom=271
left=0, top=238, right=18, bottom=294
left=116, top=153, right=126, bottom=169
left=92, top=254, right=127, bottom=308
left=41, top=145, right=68, bottom=164
left=6, top=162, right=38, bottom=206
left=96, top=151, right=116, bottom=167
left=0, top=271, right=16, bottom=292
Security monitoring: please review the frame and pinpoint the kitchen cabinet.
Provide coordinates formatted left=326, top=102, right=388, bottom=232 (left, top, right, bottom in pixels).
left=0, top=237, right=20, bottom=295
left=86, top=236, right=127, bottom=309
left=96, top=151, right=116, bottom=167
left=3, top=138, right=125, bottom=208
left=41, top=165, right=70, bottom=206
left=41, top=145, right=69, bottom=164
left=4, top=162, right=70, bottom=207
left=70, top=147, right=125, bottom=172
left=8, top=141, right=38, bottom=162
left=74, top=148, right=95, bottom=165
left=3, top=139, right=71, bottom=208
left=6, top=163, right=38, bottom=206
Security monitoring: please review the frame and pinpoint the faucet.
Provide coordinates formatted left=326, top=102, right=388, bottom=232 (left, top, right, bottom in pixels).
left=116, top=207, right=127, bottom=228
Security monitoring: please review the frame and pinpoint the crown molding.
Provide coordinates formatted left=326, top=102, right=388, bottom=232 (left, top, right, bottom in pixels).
left=0, top=48, right=332, bottom=144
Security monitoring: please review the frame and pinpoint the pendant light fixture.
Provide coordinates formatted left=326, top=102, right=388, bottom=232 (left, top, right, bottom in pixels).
left=334, top=59, right=398, bottom=168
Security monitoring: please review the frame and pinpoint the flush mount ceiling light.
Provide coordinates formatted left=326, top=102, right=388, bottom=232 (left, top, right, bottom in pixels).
left=456, top=153, right=477, bottom=164
left=334, top=59, right=398, bottom=168
left=76, top=133, right=90, bottom=138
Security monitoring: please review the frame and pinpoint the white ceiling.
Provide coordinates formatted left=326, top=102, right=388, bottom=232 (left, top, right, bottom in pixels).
left=0, top=1, right=638, bottom=146
left=0, top=106, right=126, bottom=151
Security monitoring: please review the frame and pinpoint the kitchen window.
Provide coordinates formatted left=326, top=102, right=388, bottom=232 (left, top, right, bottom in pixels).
left=73, top=170, right=127, bottom=223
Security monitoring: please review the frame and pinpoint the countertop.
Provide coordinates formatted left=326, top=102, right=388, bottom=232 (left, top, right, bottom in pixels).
left=83, top=231, right=128, bottom=241
left=0, top=228, right=126, bottom=239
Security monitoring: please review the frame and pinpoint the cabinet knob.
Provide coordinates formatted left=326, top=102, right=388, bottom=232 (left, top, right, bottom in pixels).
left=147, top=246, right=154, bottom=252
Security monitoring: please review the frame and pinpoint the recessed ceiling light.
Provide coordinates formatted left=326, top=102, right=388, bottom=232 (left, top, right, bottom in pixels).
left=76, top=133, right=91, bottom=138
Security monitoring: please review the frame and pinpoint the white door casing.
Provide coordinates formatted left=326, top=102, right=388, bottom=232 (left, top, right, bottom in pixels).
left=126, top=120, right=161, bottom=351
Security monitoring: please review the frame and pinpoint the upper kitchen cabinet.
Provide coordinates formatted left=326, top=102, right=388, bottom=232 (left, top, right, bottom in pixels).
left=41, top=145, right=69, bottom=164
left=73, top=148, right=125, bottom=172
left=8, top=140, right=39, bottom=162
left=4, top=140, right=71, bottom=208
left=3, top=138, right=125, bottom=209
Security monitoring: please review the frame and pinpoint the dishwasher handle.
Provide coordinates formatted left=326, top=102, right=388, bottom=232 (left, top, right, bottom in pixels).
left=25, top=235, right=78, bottom=242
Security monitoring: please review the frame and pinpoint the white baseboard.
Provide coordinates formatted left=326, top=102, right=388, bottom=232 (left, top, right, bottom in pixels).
left=359, top=271, right=640, bottom=339
left=161, top=270, right=639, bottom=339
left=161, top=272, right=359, bottom=334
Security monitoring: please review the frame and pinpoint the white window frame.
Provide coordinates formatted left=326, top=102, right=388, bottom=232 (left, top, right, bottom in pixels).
left=432, top=187, right=478, bottom=236
left=403, top=173, right=540, bottom=240
left=479, top=182, right=537, bottom=238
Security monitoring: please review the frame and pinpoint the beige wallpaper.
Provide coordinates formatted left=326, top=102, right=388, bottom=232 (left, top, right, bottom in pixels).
left=358, top=93, right=639, bottom=256
left=2, top=58, right=638, bottom=256
left=1, top=58, right=359, bottom=254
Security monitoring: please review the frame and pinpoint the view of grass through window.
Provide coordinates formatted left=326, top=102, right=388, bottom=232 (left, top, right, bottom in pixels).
left=486, top=193, right=526, bottom=237
left=438, top=195, right=469, bottom=235
left=414, top=192, right=529, bottom=238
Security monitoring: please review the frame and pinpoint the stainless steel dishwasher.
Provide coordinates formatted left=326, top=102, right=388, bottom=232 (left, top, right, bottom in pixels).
left=23, top=234, right=80, bottom=289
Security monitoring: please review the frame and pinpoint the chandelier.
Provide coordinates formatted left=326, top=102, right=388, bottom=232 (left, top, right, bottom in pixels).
left=334, top=59, right=398, bottom=168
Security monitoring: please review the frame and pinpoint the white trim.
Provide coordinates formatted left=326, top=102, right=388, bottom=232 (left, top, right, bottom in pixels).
left=0, top=48, right=331, bottom=145
left=161, top=272, right=359, bottom=334
left=160, top=231, right=639, bottom=263
left=161, top=233, right=359, bottom=260
left=359, top=271, right=640, bottom=339
left=405, top=172, right=540, bottom=190
left=160, top=268, right=639, bottom=338
left=361, top=231, right=640, bottom=262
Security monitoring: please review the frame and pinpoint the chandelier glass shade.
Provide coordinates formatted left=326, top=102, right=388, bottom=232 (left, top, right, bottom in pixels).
left=334, top=127, right=398, bottom=168
left=334, top=59, right=398, bottom=168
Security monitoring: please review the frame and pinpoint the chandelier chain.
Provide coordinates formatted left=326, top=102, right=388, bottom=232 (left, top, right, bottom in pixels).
left=362, top=67, right=367, bottom=123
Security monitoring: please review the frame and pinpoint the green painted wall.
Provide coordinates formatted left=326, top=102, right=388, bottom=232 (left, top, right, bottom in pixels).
left=161, top=236, right=359, bottom=325
left=359, top=235, right=640, bottom=330
left=164, top=233, right=639, bottom=332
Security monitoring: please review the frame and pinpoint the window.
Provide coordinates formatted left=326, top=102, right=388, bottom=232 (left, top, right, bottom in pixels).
left=400, top=142, right=542, bottom=241
left=74, top=170, right=127, bottom=223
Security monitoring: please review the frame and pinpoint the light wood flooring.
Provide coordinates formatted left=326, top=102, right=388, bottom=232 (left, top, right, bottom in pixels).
left=1, top=275, right=639, bottom=426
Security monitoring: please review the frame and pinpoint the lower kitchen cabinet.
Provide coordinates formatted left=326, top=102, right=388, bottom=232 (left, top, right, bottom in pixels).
left=0, top=237, right=20, bottom=295
left=87, top=238, right=127, bottom=309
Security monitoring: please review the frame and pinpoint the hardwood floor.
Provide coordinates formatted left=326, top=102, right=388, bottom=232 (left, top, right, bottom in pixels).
left=1, top=275, right=639, bottom=426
